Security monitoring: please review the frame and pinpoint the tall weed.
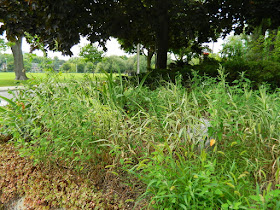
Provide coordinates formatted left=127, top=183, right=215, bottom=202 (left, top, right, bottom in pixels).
left=0, top=69, right=279, bottom=208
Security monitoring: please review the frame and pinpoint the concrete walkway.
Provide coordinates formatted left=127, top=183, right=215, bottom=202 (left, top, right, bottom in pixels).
left=0, top=86, right=24, bottom=92
left=0, top=86, right=23, bottom=106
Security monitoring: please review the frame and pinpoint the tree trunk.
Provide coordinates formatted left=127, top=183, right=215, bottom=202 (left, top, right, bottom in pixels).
left=147, top=48, right=154, bottom=70
left=155, top=0, right=169, bottom=69
left=11, top=37, right=28, bottom=80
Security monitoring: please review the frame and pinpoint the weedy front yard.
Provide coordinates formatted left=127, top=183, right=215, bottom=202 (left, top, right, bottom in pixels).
left=0, top=69, right=280, bottom=209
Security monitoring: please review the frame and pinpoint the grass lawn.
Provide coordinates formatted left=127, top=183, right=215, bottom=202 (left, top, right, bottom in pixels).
left=0, top=72, right=28, bottom=87
left=0, top=72, right=108, bottom=87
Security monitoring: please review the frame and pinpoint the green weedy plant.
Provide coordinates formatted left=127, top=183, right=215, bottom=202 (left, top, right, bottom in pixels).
left=99, top=70, right=126, bottom=109
left=0, top=74, right=116, bottom=167
left=131, top=143, right=250, bottom=209
left=250, top=184, right=280, bottom=209
left=0, top=67, right=280, bottom=209
left=126, top=68, right=279, bottom=209
left=0, top=94, right=27, bottom=139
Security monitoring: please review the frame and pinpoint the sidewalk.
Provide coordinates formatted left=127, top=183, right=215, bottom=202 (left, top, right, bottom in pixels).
left=0, top=86, right=24, bottom=92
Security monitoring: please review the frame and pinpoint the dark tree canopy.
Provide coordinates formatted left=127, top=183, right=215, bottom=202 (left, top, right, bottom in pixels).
left=0, top=0, right=40, bottom=79
left=1, top=0, right=279, bottom=70
left=245, top=0, right=280, bottom=31
left=0, top=0, right=38, bottom=41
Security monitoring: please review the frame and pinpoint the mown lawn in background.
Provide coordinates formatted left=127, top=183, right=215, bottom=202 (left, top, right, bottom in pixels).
left=0, top=72, right=109, bottom=87
left=0, top=72, right=28, bottom=87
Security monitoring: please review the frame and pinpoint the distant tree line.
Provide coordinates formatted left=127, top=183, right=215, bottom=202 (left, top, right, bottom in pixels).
left=59, top=54, right=174, bottom=74
left=0, top=53, right=65, bottom=73
left=0, top=52, right=173, bottom=74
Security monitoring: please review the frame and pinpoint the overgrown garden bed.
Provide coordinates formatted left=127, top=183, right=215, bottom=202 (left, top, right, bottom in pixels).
left=1, top=70, right=280, bottom=209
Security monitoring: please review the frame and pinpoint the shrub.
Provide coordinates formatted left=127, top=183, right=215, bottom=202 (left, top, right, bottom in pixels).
left=139, top=58, right=280, bottom=90
left=135, top=57, right=220, bottom=88
left=223, top=60, right=280, bottom=89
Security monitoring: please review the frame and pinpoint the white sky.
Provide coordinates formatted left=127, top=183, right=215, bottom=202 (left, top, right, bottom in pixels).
left=1, top=35, right=129, bottom=60
left=1, top=35, right=225, bottom=60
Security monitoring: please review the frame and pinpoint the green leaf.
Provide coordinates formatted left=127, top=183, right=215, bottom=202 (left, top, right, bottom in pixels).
left=0, top=107, right=7, bottom=112
left=125, top=199, right=134, bottom=203
left=221, top=203, right=229, bottom=209
left=249, top=195, right=262, bottom=202
left=215, top=189, right=223, bottom=195
left=0, top=95, right=17, bottom=107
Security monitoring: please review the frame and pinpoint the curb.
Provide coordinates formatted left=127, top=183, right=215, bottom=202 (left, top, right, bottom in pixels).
left=0, top=86, right=24, bottom=92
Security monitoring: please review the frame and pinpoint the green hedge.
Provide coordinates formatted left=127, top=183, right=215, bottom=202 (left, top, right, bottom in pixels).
left=223, top=60, right=280, bottom=88
left=137, top=59, right=280, bottom=89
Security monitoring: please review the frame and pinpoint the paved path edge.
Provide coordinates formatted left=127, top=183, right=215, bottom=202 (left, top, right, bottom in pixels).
left=0, top=86, right=24, bottom=92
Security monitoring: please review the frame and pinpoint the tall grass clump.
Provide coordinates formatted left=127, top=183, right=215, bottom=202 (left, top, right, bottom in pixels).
left=0, top=68, right=280, bottom=208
